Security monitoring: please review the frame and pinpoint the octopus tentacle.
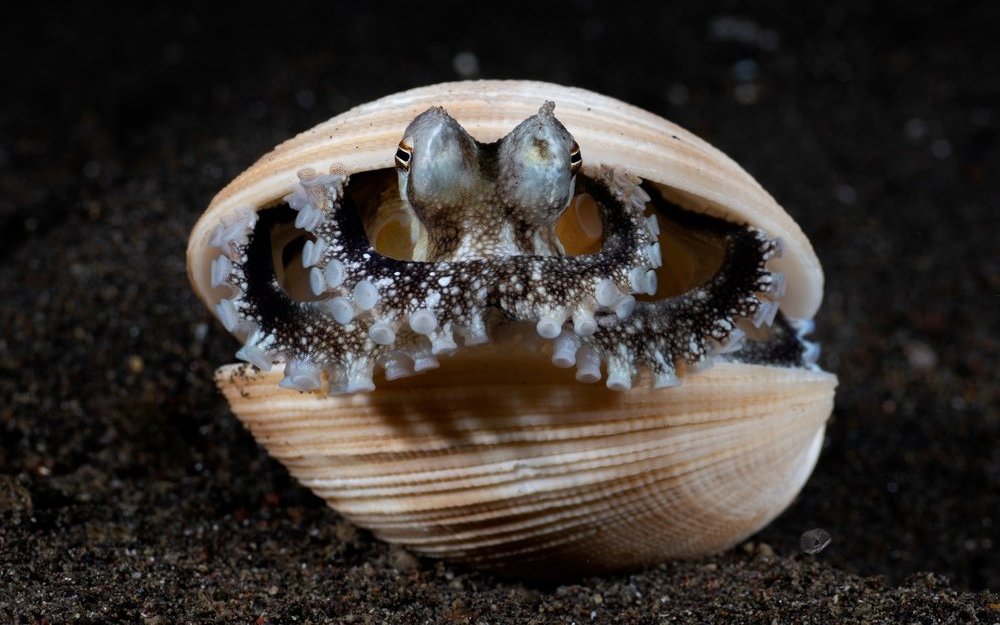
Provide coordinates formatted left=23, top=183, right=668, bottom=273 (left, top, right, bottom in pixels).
left=210, top=156, right=791, bottom=393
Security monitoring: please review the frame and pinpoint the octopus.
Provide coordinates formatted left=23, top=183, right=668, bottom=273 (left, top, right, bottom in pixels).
left=208, top=103, right=815, bottom=395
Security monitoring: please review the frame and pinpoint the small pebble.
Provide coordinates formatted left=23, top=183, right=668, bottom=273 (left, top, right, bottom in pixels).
left=801, top=528, right=832, bottom=554
left=335, top=521, right=359, bottom=543
left=834, top=184, right=857, bottom=205
left=931, top=139, right=952, bottom=159
left=452, top=51, right=480, bottom=78
left=904, top=117, right=929, bottom=142
left=903, top=340, right=937, bottom=370
left=388, top=546, right=419, bottom=573
left=0, top=475, right=33, bottom=513
left=757, top=543, right=775, bottom=558
left=665, top=83, right=689, bottom=107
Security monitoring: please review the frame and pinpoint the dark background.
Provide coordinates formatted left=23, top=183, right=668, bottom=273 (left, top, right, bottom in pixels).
left=1, top=1, right=997, bottom=622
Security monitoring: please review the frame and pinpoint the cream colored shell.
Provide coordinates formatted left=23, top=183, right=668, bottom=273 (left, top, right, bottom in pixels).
left=188, top=81, right=837, bottom=578
left=219, top=351, right=834, bottom=578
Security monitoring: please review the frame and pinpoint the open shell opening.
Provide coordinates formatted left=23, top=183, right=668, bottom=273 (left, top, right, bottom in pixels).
left=263, top=173, right=729, bottom=304
left=240, top=168, right=809, bottom=383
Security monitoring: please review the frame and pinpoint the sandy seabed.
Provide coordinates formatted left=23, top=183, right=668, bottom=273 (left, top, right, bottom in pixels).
left=1, top=2, right=996, bottom=622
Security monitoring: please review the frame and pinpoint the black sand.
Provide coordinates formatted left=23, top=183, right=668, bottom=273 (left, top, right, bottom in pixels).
left=2, top=2, right=997, bottom=622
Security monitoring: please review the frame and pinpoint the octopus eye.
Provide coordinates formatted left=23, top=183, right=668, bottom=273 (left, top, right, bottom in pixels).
left=394, top=142, right=412, bottom=171
left=569, top=141, right=582, bottom=174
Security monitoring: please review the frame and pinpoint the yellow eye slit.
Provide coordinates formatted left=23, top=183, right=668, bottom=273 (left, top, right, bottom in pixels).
left=570, top=141, right=582, bottom=173
left=394, top=144, right=411, bottom=170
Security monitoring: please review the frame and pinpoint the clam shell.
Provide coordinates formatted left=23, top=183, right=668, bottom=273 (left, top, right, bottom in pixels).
left=188, top=80, right=837, bottom=578
left=218, top=350, right=835, bottom=579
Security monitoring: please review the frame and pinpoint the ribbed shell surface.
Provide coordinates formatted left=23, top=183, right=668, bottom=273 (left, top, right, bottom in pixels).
left=218, top=351, right=835, bottom=578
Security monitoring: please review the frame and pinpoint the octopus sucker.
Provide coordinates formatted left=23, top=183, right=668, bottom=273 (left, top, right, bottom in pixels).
left=209, top=139, right=796, bottom=394
left=189, top=81, right=837, bottom=578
